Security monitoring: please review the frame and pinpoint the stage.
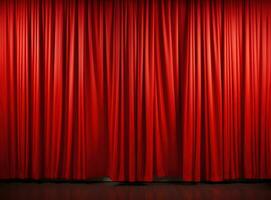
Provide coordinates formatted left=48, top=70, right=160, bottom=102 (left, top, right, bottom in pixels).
left=0, top=181, right=270, bottom=200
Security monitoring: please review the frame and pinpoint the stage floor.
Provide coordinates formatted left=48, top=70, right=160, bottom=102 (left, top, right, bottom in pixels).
left=0, top=182, right=270, bottom=200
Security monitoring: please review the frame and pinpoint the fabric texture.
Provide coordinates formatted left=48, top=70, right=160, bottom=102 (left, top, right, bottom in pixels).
left=0, top=0, right=270, bottom=182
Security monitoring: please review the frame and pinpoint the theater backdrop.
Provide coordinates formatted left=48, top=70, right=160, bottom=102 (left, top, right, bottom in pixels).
left=0, top=0, right=270, bottom=182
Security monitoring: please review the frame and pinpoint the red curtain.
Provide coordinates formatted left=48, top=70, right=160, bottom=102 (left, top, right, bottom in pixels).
left=0, top=0, right=270, bottom=182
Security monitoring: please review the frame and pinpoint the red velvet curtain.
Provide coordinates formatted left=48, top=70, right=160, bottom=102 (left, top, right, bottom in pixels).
left=0, top=0, right=270, bottom=182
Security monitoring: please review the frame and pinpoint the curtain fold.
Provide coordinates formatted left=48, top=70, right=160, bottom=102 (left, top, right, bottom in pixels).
left=0, top=0, right=270, bottom=182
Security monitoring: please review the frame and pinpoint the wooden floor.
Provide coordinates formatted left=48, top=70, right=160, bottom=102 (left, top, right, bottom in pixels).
left=0, top=182, right=271, bottom=200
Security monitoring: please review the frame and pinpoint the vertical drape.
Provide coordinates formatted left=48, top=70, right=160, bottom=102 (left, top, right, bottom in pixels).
left=0, top=0, right=270, bottom=182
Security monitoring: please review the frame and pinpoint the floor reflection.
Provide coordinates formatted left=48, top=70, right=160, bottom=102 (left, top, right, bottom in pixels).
left=0, top=182, right=270, bottom=200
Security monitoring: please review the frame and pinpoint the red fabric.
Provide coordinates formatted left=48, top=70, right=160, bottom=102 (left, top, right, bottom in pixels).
left=0, top=0, right=271, bottom=182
